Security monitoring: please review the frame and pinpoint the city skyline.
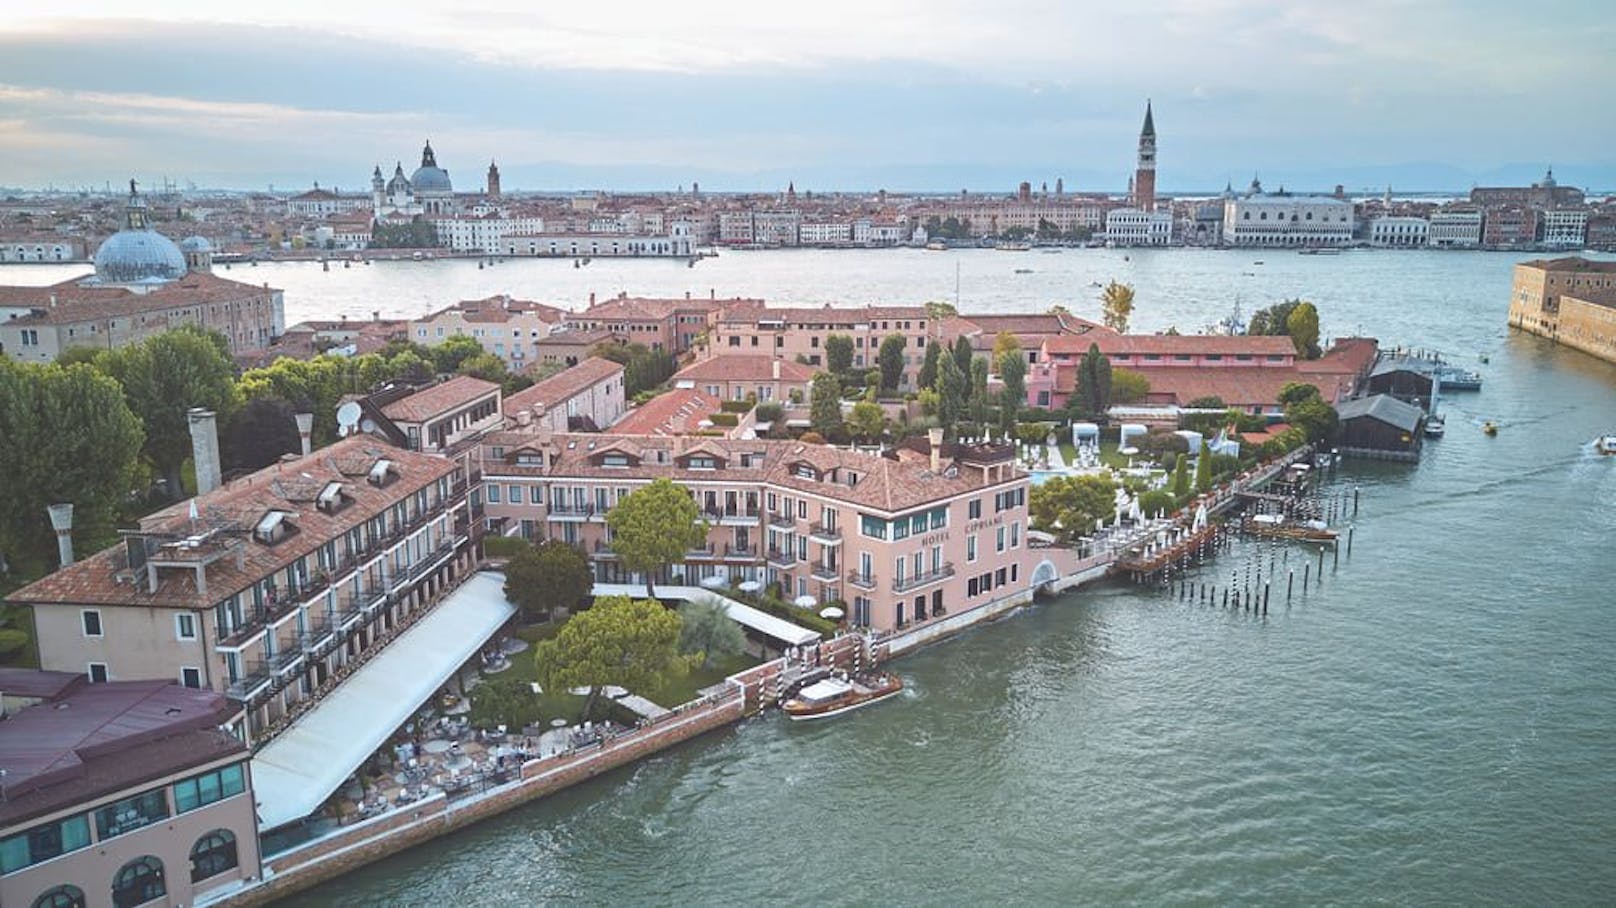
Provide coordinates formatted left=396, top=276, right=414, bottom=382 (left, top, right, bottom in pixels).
left=2, top=1, right=1615, bottom=192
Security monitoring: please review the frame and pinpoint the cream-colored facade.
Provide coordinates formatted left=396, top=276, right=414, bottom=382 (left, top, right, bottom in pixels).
left=409, top=295, right=564, bottom=368
left=1507, top=256, right=1616, bottom=365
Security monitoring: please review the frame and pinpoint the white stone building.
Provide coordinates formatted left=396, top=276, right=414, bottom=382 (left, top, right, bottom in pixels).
left=1427, top=210, right=1483, bottom=248
left=434, top=212, right=546, bottom=253
left=1104, top=208, right=1173, bottom=246
left=1369, top=216, right=1429, bottom=247
left=1221, top=184, right=1355, bottom=247
left=800, top=222, right=853, bottom=245
left=1539, top=209, right=1589, bottom=248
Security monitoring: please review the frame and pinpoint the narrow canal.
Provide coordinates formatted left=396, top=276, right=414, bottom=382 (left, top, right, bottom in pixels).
left=273, top=255, right=1616, bottom=905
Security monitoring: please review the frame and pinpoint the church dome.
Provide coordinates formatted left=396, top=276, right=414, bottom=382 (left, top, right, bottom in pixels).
left=179, top=236, right=213, bottom=253
left=92, top=183, right=186, bottom=283
left=410, top=140, right=452, bottom=194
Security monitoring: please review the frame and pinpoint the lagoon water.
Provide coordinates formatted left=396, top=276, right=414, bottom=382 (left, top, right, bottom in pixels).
left=11, top=249, right=1616, bottom=905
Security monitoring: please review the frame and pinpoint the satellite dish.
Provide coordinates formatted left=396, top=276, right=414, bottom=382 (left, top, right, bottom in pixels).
left=336, top=401, right=362, bottom=429
left=360, top=418, right=376, bottom=433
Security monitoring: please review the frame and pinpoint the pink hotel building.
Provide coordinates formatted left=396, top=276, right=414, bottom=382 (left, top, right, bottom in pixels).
left=477, top=429, right=1041, bottom=633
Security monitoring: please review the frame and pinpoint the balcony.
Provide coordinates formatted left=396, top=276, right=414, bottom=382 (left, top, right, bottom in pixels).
left=686, top=545, right=721, bottom=561
left=226, top=659, right=273, bottom=701
left=704, top=508, right=760, bottom=525
left=767, top=512, right=796, bottom=530
left=808, top=523, right=842, bottom=544
left=269, top=646, right=305, bottom=675
left=893, top=562, right=956, bottom=594
left=592, top=540, right=618, bottom=559
left=299, top=614, right=337, bottom=656
left=725, top=544, right=760, bottom=561
left=766, top=548, right=798, bottom=569
left=846, top=570, right=878, bottom=590
left=810, top=562, right=840, bottom=582
left=549, top=504, right=599, bottom=522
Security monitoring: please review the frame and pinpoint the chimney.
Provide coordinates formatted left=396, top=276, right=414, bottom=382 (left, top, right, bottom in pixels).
left=188, top=408, right=221, bottom=495
left=772, top=359, right=781, bottom=380
left=589, top=292, right=596, bottom=306
left=372, top=310, right=380, bottom=322
left=294, top=412, right=314, bottom=455
left=710, top=288, right=716, bottom=299
left=47, top=503, right=74, bottom=567
left=928, top=428, right=944, bottom=473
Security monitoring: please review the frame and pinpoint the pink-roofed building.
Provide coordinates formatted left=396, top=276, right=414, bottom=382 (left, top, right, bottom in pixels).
left=610, top=388, right=728, bottom=437
left=409, top=294, right=566, bottom=369
left=502, top=356, right=626, bottom=432
left=707, top=303, right=937, bottom=390
left=672, top=354, right=816, bottom=403
left=564, top=293, right=759, bottom=355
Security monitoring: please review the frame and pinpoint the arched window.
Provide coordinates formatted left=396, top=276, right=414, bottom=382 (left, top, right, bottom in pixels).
left=32, top=885, right=86, bottom=908
left=111, top=856, right=165, bottom=908
left=190, top=829, right=239, bottom=882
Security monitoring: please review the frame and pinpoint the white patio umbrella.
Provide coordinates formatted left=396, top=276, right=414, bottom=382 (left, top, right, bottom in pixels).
left=793, top=595, right=817, bottom=608
left=819, top=606, right=845, bottom=620
left=699, top=574, right=727, bottom=589
left=738, top=580, right=763, bottom=592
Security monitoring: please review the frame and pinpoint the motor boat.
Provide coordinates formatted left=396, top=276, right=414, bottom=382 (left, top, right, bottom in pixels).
left=1482, top=421, right=1498, bottom=437
left=782, top=672, right=903, bottom=721
left=1424, top=414, right=1445, bottom=438
left=1595, top=434, right=1616, bottom=456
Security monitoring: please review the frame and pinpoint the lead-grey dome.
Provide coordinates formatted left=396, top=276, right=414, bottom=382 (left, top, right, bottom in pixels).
left=410, top=140, right=452, bottom=194
left=93, top=184, right=186, bottom=283
left=179, top=235, right=213, bottom=253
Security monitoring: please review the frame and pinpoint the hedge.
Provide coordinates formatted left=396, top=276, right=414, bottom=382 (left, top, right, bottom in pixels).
left=708, top=412, right=740, bottom=427
left=719, top=400, right=753, bottom=414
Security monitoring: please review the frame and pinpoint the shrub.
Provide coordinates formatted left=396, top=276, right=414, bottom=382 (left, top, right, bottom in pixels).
left=482, top=535, right=528, bottom=558
left=0, top=628, right=31, bottom=657
left=756, top=402, right=784, bottom=422
left=719, top=400, right=753, bottom=414
left=708, top=412, right=740, bottom=427
left=1137, top=489, right=1176, bottom=516
left=799, top=431, right=826, bottom=444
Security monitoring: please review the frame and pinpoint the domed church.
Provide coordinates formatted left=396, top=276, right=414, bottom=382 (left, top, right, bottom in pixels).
left=372, top=141, right=458, bottom=216
left=86, top=179, right=189, bottom=284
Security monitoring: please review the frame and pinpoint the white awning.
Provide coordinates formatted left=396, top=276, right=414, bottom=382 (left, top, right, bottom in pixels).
left=592, top=583, right=821, bottom=647
left=251, top=571, right=516, bottom=831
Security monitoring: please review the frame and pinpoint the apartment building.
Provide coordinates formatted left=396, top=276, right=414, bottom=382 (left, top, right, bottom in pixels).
left=8, top=436, right=478, bottom=743
left=502, top=355, right=626, bottom=432
left=1368, top=216, right=1430, bottom=247
left=476, top=431, right=1035, bottom=633
left=376, top=375, right=503, bottom=454
left=1427, top=210, right=1483, bottom=248
left=564, top=294, right=754, bottom=355
left=1538, top=209, right=1589, bottom=248
left=410, top=295, right=566, bottom=368
left=672, top=354, right=816, bottom=403
left=0, top=677, right=260, bottom=908
left=709, top=304, right=937, bottom=389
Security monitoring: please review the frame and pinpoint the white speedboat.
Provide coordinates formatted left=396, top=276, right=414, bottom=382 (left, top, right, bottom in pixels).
left=1595, top=434, right=1616, bottom=456
left=1424, top=414, right=1445, bottom=438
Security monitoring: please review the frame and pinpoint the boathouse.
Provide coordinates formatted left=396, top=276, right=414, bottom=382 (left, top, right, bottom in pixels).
left=1364, top=361, right=1436, bottom=410
left=1336, top=394, right=1424, bottom=461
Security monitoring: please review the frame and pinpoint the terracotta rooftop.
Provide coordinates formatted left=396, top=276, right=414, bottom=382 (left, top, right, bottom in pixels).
left=7, top=436, right=456, bottom=611
left=497, top=434, right=1021, bottom=515
left=570, top=295, right=748, bottom=323
left=0, top=271, right=280, bottom=325
left=380, top=375, right=500, bottom=423
left=610, top=388, right=724, bottom=436
left=943, top=312, right=1109, bottom=339
left=717, top=303, right=931, bottom=326
left=0, top=667, right=83, bottom=701
left=1125, top=366, right=1332, bottom=409
left=1519, top=256, right=1616, bottom=273
left=0, top=679, right=242, bottom=827
left=1044, top=333, right=1298, bottom=357
left=417, top=295, right=565, bottom=325
left=674, top=355, right=815, bottom=384
left=503, top=356, right=624, bottom=415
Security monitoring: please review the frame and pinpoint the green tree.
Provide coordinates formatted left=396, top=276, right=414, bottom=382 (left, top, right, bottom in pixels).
left=809, top=373, right=844, bottom=438
left=0, top=360, right=144, bottom=571
left=937, top=353, right=966, bottom=432
left=924, top=301, right=959, bottom=320
left=468, top=677, right=541, bottom=730
left=224, top=395, right=300, bottom=472
left=951, top=336, right=974, bottom=375
left=1100, top=280, right=1135, bottom=333
left=918, top=342, right=942, bottom=391
left=431, top=335, right=486, bottom=374
left=97, top=327, right=241, bottom=498
left=677, top=599, right=745, bottom=668
left=1246, top=299, right=1302, bottom=337
left=1284, top=301, right=1322, bottom=359
left=1194, top=439, right=1213, bottom=493
left=1278, top=382, right=1321, bottom=406
left=877, top=334, right=906, bottom=392
left=1171, top=452, right=1190, bottom=498
left=1069, top=343, right=1113, bottom=419
left=1187, top=396, right=1226, bottom=409
left=997, top=347, right=1027, bottom=432
left=968, top=356, right=991, bottom=426
left=533, top=595, right=684, bottom=718
left=825, top=334, right=854, bottom=375
left=1029, top=473, right=1117, bottom=541
left=457, top=352, right=509, bottom=383
left=847, top=400, right=886, bottom=443
left=1285, top=396, right=1338, bottom=444
left=503, top=539, right=593, bottom=623
left=1111, top=367, right=1151, bottom=404
left=606, top=479, right=708, bottom=598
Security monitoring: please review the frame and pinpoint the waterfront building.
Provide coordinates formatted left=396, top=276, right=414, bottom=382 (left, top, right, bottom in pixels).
left=1, top=237, right=86, bottom=262
left=500, top=225, right=692, bottom=258
left=287, top=185, right=370, bottom=218
left=0, top=185, right=284, bottom=362
left=1104, top=208, right=1173, bottom=246
left=940, top=312, right=1110, bottom=368
left=800, top=222, right=853, bottom=245
left=0, top=675, right=261, bottom=908
left=436, top=211, right=547, bottom=253
left=673, top=354, right=816, bottom=404
left=502, top=355, right=626, bottom=432
left=1364, top=361, right=1437, bottom=409
left=1469, top=168, right=1584, bottom=209
left=1506, top=256, right=1616, bottom=365
left=1587, top=211, right=1616, bottom=251
left=6, top=434, right=479, bottom=744
left=566, top=293, right=751, bottom=355
left=476, top=430, right=1034, bottom=633
left=1369, top=216, right=1430, bottom=248
left=1133, top=101, right=1157, bottom=213
left=1335, top=394, right=1424, bottom=460
left=709, top=304, right=935, bottom=387
left=753, top=210, right=804, bottom=247
left=410, top=295, right=565, bottom=368
left=371, top=141, right=457, bottom=217
left=1427, top=210, right=1484, bottom=248
left=851, top=218, right=908, bottom=247
left=1221, top=179, right=1355, bottom=247
left=1481, top=206, right=1538, bottom=248
left=1538, top=209, right=1589, bottom=248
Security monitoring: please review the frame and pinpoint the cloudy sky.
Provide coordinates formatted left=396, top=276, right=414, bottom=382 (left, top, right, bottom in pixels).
left=2, top=1, right=1612, bottom=192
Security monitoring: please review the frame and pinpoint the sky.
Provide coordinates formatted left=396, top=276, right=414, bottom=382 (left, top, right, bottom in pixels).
left=1, top=1, right=1613, bottom=193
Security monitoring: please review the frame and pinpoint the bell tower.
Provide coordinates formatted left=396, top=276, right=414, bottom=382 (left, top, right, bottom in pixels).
left=487, top=160, right=501, bottom=198
left=1134, top=100, right=1157, bottom=212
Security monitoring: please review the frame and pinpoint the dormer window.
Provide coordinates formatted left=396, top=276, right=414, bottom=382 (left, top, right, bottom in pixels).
left=516, top=453, right=544, bottom=466
left=688, top=456, right=717, bottom=470
left=255, top=510, right=295, bottom=545
left=794, top=464, right=818, bottom=481
left=316, top=481, right=350, bottom=514
left=368, top=459, right=397, bottom=487
left=603, top=454, right=630, bottom=468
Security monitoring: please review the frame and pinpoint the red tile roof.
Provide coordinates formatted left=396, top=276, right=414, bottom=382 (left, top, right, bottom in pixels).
left=610, top=389, right=724, bottom=436
left=380, top=375, right=500, bottom=423
left=717, top=303, right=930, bottom=326
left=1126, top=366, right=1313, bottom=409
left=674, top=355, right=815, bottom=384
left=0, top=271, right=280, bottom=325
left=419, top=295, right=565, bottom=325
left=1045, top=333, right=1297, bottom=357
left=504, top=356, right=624, bottom=414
